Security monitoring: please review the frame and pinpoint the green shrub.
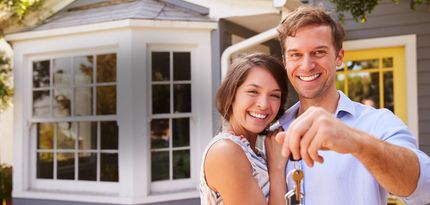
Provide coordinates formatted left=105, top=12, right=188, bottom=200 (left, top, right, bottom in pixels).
left=0, top=164, right=12, bottom=201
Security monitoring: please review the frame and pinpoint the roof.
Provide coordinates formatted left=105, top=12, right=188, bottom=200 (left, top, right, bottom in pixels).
left=31, top=0, right=213, bottom=32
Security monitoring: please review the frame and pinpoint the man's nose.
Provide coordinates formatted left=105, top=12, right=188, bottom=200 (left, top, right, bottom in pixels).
left=301, top=55, right=316, bottom=71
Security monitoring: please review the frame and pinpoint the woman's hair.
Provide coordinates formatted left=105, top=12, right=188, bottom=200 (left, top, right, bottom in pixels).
left=216, top=53, right=288, bottom=122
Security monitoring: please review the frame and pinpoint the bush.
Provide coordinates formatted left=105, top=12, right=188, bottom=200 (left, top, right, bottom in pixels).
left=0, top=164, right=12, bottom=201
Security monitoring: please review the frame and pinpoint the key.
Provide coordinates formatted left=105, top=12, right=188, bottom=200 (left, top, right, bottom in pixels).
left=292, top=169, right=304, bottom=201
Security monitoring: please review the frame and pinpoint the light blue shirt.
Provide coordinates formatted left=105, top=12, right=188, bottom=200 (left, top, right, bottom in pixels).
left=280, top=91, right=430, bottom=205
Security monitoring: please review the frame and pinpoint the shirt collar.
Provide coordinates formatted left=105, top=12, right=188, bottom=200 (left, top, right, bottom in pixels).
left=335, top=90, right=356, bottom=118
left=279, top=90, right=356, bottom=125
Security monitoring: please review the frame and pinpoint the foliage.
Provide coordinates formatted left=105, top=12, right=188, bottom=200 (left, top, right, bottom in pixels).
left=0, top=164, right=12, bottom=200
left=0, top=51, right=13, bottom=112
left=0, top=0, right=43, bottom=33
left=328, top=0, right=430, bottom=22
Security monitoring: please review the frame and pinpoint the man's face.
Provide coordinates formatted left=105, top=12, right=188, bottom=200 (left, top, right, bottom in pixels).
left=283, top=25, right=344, bottom=100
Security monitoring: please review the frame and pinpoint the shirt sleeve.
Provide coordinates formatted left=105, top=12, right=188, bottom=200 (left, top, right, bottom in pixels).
left=375, top=109, right=430, bottom=204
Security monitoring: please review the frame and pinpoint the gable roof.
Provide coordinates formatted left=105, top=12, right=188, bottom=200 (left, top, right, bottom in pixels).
left=31, top=0, right=213, bottom=32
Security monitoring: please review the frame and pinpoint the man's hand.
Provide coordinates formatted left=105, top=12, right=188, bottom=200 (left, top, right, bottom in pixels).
left=275, top=106, right=363, bottom=167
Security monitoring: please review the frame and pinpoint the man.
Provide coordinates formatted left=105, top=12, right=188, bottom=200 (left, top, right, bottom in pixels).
left=275, top=6, right=430, bottom=205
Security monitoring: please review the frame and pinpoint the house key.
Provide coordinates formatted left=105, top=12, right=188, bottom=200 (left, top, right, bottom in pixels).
left=292, top=169, right=304, bottom=201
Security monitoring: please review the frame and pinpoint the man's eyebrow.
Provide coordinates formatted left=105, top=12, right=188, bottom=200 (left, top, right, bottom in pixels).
left=286, top=46, right=329, bottom=53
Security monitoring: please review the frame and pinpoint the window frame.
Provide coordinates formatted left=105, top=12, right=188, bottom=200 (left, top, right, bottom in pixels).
left=28, top=48, right=120, bottom=193
left=147, top=45, right=198, bottom=193
left=343, top=35, right=418, bottom=139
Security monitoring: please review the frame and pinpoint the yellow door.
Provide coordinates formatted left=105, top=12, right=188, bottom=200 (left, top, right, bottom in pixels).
left=336, top=46, right=407, bottom=123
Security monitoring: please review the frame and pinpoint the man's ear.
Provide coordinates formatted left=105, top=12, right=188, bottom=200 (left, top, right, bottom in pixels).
left=336, top=48, right=344, bottom=66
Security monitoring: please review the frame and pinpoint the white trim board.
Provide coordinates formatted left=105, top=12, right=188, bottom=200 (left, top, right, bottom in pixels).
left=5, top=19, right=218, bottom=42
left=344, top=35, right=419, bottom=142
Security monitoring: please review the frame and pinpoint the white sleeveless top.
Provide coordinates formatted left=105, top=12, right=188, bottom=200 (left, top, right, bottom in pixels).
left=199, top=132, right=270, bottom=205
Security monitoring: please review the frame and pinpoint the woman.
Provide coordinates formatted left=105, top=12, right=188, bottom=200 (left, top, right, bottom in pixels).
left=200, top=53, right=289, bottom=205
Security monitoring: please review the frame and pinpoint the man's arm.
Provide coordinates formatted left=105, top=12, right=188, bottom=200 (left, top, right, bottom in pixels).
left=350, top=128, right=419, bottom=196
left=275, top=106, right=419, bottom=196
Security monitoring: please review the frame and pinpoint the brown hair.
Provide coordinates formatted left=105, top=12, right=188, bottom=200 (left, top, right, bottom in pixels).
left=277, top=5, right=345, bottom=54
left=216, top=53, right=288, bottom=122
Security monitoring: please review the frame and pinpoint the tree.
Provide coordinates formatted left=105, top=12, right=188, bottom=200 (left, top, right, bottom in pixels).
left=328, top=0, right=430, bottom=22
left=0, top=0, right=42, bottom=111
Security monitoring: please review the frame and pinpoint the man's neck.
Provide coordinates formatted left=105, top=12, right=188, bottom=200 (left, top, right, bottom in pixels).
left=298, top=90, right=340, bottom=116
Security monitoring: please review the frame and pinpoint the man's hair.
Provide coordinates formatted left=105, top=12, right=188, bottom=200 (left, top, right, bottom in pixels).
left=277, top=6, right=345, bottom=54
left=216, top=53, right=288, bottom=121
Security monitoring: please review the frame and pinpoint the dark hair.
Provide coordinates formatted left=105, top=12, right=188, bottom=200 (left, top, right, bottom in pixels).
left=216, top=53, right=288, bottom=122
left=277, top=5, right=345, bottom=54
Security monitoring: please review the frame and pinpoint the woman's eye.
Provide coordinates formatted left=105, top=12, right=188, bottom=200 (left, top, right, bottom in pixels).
left=271, top=94, right=281, bottom=99
left=247, top=90, right=258, bottom=94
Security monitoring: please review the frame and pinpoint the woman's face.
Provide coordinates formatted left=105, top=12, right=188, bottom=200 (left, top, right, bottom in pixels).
left=230, top=67, right=282, bottom=137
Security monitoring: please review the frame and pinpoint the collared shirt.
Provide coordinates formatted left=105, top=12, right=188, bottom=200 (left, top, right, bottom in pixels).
left=280, top=91, right=430, bottom=205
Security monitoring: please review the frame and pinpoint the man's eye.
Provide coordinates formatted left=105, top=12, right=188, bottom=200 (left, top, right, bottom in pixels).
left=314, top=50, right=327, bottom=57
left=289, top=53, right=302, bottom=59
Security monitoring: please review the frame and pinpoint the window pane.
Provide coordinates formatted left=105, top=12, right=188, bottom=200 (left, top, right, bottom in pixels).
left=152, top=85, right=170, bottom=114
left=173, top=150, right=190, bottom=179
left=78, top=122, right=97, bottom=150
left=348, top=72, right=380, bottom=108
left=37, top=152, right=53, bottom=179
left=151, top=151, right=169, bottom=181
left=173, top=118, right=189, bottom=147
left=57, top=122, right=76, bottom=150
left=96, top=86, right=116, bottom=115
left=57, top=152, right=75, bottom=180
left=33, top=60, right=50, bottom=88
left=384, top=72, right=394, bottom=112
left=101, top=121, right=118, bottom=150
left=96, top=54, right=116, bottom=83
left=37, top=123, right=54, bottom=150
left=151, top=119, right=170, bottom=149
left=346, top=59, right=379, bottom=71
left=53, top=88, right=72, bottom=117
left=74, top=56, right=93, bottom=85
left=78, top=152, right=97, bottom=181
left=173, top=52, right=191, bottom=81
left=383, top=57, right=393, bottom=68
left=33, top=90, right=50, bottom=117
left=152, top=52, right=170, bottom=81
left=174, top=84, right=191, bottom=113
left=100, top=153, right=118, bottom=182
left=74, top=87, right=93, bottom=116
left=336, top=73, right=345, bottom=93
left=53, top=57, right=72, bottom=87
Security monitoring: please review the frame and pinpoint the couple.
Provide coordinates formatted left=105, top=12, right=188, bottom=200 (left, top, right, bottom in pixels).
left=200, top=6, right=430, bottom=205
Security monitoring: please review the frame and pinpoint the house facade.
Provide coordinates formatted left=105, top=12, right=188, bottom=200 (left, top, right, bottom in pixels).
left=3, top=0, right=429, bottom=205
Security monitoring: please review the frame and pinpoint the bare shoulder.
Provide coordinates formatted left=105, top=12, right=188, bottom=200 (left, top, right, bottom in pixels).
left=204, top=139, right=252, bottom=190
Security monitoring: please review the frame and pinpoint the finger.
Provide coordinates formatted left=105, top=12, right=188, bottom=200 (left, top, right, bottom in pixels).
left=300, top=121, right=318, bottom=167
left=281, top=132, right=291, bottom=158
left=275, top=131, right=286, bottom=144
left=308, top=129, right=324, bottom=164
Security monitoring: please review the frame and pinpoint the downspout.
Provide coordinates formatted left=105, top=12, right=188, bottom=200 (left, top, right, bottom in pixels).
left=220, top=28, right=278, bottom=79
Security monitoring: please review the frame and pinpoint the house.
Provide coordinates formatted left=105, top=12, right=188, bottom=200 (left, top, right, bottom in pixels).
left=2, top=0, right=296, bottom=204
left=3, top=0, right=429, bottom=205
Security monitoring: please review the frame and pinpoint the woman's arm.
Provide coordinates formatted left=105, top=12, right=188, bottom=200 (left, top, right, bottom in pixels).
left=265, top=134, right=288, bottom=205
left=204, top=139, right=267, bottom=205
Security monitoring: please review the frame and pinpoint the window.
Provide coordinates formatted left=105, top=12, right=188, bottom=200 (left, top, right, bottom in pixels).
left=32, top=53, right=119, bottom=184
left=337, top=46, right=407, bottom=122
left=149, top=50, right=193, bottom=192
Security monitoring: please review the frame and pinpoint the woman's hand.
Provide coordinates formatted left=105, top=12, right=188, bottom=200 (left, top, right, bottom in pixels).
left=265, top=128, right=288, bottom=172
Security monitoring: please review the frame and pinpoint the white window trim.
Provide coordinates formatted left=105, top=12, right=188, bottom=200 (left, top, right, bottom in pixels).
left=343, top=35, right=419, bottom=141
left=26, top=48, right=120, bottom=194
left=147, top=45, right=199, bottom=195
